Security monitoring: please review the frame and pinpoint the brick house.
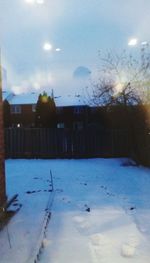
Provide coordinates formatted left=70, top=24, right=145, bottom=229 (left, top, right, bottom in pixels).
left=56, top=96, right=89, bottom=130
left=3, top=92, right=90, bottom=129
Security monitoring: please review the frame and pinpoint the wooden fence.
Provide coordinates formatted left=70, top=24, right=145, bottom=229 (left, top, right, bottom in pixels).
left=132, top=130, right=150, bottom=166
left=4, top=128, right=130, bottom=159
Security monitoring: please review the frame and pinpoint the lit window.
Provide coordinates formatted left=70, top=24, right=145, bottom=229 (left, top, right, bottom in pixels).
left=57, top=123, right=64, bottom=128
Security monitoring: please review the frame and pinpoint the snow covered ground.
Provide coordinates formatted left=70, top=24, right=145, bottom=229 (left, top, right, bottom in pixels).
left=0, top=158, right=150, bottom=263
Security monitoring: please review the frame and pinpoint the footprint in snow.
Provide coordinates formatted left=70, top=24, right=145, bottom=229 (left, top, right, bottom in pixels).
left=121, top=243, right=135, bottom=257
left=130, top=206, right=136, bottom=211
left=26, top=191, right=32, bottom=194
left=121, top=235, right=140, bottom=258
left=56, top=189, right=63, bottom=193
left=123, top=203, right=136, bottom=215
left=73, top=216, right=90, bottom=232
left=89, top=233, right=111, bottom=263
left=42, top=238, right=52, bottom=248
left=121, top=235, right=139, bottom=258
left=61, top=196, right=71, bottom=204
left=26, top=189, right=51, bottom=194
left=13, top=203, right=19, bottom=207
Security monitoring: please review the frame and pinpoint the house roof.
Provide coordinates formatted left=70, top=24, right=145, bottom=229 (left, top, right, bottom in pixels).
left=9, top=92, right=39, bottom=105
left=55, top=95, right=86, bottom=107
left=3, top=92, right=87, bottom=107
left=2, top=91, right=14, bottom=102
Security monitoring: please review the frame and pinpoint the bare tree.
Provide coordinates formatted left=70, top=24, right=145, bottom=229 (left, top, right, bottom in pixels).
left=85, top=47, right=150, bottom=165
left=87, top=46, right=150, bottom=107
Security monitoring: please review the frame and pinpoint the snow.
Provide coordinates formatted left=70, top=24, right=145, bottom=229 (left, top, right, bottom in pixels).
left=0, top=158, right=150, bottom=262
left=2, top=91, right=14, bottom=102
left=7, top=92, right=86, bottom=107
left=55, top=95, right=86, bottom=107
left=9, top=93, right=39, bottom=105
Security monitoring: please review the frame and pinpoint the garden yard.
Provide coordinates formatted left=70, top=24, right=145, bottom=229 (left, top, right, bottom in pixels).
left=0, top=158, right=150, bottom=263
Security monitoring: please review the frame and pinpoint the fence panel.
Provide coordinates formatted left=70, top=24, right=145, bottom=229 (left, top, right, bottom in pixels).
left=4, top=128, right=130, bottom=159
left=133, top=130, right=150, bottom=166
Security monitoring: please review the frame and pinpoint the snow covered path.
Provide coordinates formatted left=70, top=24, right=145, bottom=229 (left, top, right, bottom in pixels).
left=0, top=158, right=150, bottom=262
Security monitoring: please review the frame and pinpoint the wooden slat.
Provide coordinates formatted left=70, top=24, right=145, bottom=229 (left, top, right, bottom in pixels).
left=4, top=128, right=131, bottom=159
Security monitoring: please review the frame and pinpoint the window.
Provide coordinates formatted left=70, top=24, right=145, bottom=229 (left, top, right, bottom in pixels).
left=57, top=107, right=63, bottom=114
left=74, top=107, right=83, bottom=114
left=12, top=123, right=22, bottom=128
left=32, top=104, right=36, bottom=112
left=11, top=105, right=21, bottom=114
left=57, top=122, right=64, bottom=128
left=73, top=122, right=83, bottom=130
left=91, top=107, right=97, bottom=113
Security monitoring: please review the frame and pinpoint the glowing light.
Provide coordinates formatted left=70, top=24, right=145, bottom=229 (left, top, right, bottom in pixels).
left=25, top=0, right=45, bottom=4
left=55, top=48, right=61, bottom=52
left=128, top=38, right=138, bottom=46
left=36, top=0, right=45, bottom=4
left=141, top=41, right=148, bottom=46
left=25, top=0, right=35, bottom=4
left=41, top=95, right=48, bottom=103
left=43, top=42, right=53, bottom=51
left=114, top=83, right=123, bottom=95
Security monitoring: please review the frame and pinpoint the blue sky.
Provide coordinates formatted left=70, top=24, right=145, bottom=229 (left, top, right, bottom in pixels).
left=1, top=0, right=150, bottom=96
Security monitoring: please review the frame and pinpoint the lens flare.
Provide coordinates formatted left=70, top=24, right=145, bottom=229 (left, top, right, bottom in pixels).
left=114, top=83, right=123, bottom=96
left=43, top=42, right=53, bottom=51
left=128, top=38, right=138, bottom=46
left=25, top=0, right=45, bottom=4
left=36, top=0, right=45, bottom=4
left=25, top=0, right=35, bottom=4
left=55, top=48, right=61, bottom=52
